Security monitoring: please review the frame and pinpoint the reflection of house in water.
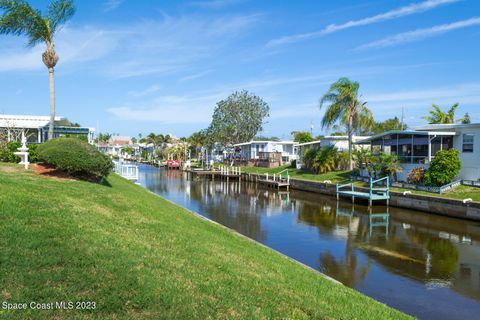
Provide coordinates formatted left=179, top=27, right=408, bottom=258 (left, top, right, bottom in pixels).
left=292, top=193, right=480, bottom=301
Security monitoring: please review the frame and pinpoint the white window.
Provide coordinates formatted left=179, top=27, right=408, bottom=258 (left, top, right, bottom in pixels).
left=462, top=134, right=474, bottom=153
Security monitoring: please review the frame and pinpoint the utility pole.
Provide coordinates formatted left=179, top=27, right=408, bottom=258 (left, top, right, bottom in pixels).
left=400, top=107, right=405, bottom=131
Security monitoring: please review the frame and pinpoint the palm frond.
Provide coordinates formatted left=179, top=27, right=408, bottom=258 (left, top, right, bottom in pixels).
left=0, top=0, right=49, bottom=46
left=48, top=0, right=74, bottom=33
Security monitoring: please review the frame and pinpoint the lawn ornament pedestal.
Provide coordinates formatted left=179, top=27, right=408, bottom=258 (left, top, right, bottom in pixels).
left=13, top=134, right=30, bottom=170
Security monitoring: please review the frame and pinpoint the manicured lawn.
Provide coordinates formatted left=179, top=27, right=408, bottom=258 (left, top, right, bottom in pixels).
left=0, top=163, right=410, bottom=319
left=239, top=165, right=351, bottom=183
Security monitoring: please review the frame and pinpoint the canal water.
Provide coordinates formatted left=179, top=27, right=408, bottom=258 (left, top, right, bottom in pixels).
left=137, top=164, right=480, bottom=320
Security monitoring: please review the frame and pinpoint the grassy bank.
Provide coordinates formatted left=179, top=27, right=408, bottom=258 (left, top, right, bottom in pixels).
left=0, top=163, right=410, bottom=319
left=238, top=165, right=480, bottom=202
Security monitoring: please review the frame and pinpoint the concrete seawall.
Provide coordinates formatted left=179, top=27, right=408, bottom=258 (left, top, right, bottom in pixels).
left=243, top=173, right=480, bottom=221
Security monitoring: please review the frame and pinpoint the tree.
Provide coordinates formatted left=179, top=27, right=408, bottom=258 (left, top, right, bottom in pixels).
left=0, top=0, right=75, bottom=140
left=370, top=117, right=405, bottom=134
left=188, top=130, right=207, bottom=158
left=460, top=112, right=471, bottom=124
left=291, top=131, right=315, bottom=143
left=207, top=90, right=269, bottom=145
left=424, top=149, right=461, bottom=186
left=313, top=146, right=337, bottom=173
left=320, top=78, right=373, bottom=170
left=95, top=133, right=111, bottom=144
left=422, top=103, right=459, bottom=124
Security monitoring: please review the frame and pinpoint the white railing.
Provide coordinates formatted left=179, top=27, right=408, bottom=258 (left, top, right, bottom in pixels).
left=114, top=163, right=139, bottom=180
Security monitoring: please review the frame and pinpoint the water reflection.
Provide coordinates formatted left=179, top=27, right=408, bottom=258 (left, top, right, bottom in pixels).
left=138, top=165, right=480, bottom=319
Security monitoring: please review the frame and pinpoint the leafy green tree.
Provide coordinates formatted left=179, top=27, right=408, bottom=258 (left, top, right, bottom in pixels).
left=460, top=112, right=471, bottom=124
left=370, top=117, right=405, bottom=134
left=131, top=137, right=137, bottom=144
left=0, top=0, right=75, bottom=140
left=320, top=78, right=373, bottom=170
left=207, top=90, right=269, bottom=145
left=291, top=131, right=315, bottom=143
left=424, top=149, right=461, bottom=186
left=422, top=103, right=459, bottom=124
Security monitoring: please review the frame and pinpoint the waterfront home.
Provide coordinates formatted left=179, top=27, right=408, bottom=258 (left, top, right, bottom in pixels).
left=233, top=140, right=297, bottom=167
left=97, top=136, right=134, bottom=157
left=0, top=114, right=95, bottom=143
left=295, top=136, right=369, bottom=169
left=355, top=123, right=480, bottom=181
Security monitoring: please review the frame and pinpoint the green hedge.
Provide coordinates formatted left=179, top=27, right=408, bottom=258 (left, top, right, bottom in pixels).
left=37, top=138, right=113, bottom=181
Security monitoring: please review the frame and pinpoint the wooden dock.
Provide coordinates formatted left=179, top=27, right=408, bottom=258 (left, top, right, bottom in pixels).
left=186, top=166, right=242, bottom=181
left=257, top=171, right=290, bottom=190
left=336, top=176, right=390, bottom=206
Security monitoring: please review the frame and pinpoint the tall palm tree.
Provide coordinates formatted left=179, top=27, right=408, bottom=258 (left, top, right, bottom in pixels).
left=422, top=103, right=459, bottom=124
left=320, top=77, right=373, bottom=170
left=0, top=0, right=75, bottom=140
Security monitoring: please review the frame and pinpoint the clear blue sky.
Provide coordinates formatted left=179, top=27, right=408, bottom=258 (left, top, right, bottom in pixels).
left=1, top=0, right=479, bottom=139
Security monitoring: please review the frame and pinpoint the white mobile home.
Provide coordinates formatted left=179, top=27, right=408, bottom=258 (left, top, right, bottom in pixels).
left=234, top=140, right=297, bottom=167
left=355, top=123, right=480, bottom=181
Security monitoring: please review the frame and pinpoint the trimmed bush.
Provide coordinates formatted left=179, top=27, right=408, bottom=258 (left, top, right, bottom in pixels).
left=424, top=149, right=461, bottom=187
left=0, top=141, right=21, bottom=163
left=37, top=138, right=113, bottom=181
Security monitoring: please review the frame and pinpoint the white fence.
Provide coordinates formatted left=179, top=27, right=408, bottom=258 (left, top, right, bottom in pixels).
left=114, top=163, right=139, bottom=181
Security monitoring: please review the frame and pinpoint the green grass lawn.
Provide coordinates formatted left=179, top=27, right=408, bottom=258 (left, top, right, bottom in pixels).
left=239, top=165, right=351, bottom=183
left=0, top=163, right=410, bottom=319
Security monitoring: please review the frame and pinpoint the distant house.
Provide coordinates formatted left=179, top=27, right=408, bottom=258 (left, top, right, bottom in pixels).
left=295, top=136, right=369, bottom=169
left=355, top=123, right=480, bottom=181
left=97, top=136, right=133, bottom=157
left=0, top=114, right=95, bottom=144
left=233, top=140, right=297, bottom=167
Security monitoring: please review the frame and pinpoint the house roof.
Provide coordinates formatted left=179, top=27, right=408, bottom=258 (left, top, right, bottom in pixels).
left=415, top=123, right=480, bottom=131
left=295, top=136, right=370, bottom=147
left=295, top=140, right=321, bottom=147
left=355, top=130, right=457, bottom=144
left=0, top=114, right=63, bottom=129
left=234, top=140, right=297, bottom=147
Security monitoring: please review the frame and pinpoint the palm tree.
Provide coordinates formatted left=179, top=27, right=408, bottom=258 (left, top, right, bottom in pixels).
left=0, top=0, right=75, bottom=140
left=422, top=103, right=459, bottom=124
left=320, top=77, right=373, bottom=170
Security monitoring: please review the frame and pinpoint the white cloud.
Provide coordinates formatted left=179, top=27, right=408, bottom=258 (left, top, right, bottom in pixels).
left=366, top=83, right=480, bottom=125
left=179, top=70, right=212, bottom=82
left=0, top=13, right=260, bottom=77
left=0, top=26, right=117, bottom=72
left=266, top=0, right=459, bottom=47
left=189, top=0, right=245, bottom=9
left=358, top=17, right=480, bottom=49
left=108, top=92, right=226, bottom=124
left=103, top=0, right=123, bottom=12
left=127, top=85, right=162, bottom=98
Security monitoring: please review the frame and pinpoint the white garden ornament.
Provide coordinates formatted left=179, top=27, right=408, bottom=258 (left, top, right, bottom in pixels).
left=13, top=132, right=30, bottom=170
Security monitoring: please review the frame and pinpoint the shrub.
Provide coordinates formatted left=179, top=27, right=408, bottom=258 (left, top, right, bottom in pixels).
left=407, top=167, right=425, bottom=184
left=424, top=149, right=461, bottom=187
left=0, top=141, right=21, bottom=163
left=37, top=138, right=113, bottom=181
left=28, top=143, right=39, bottom=163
